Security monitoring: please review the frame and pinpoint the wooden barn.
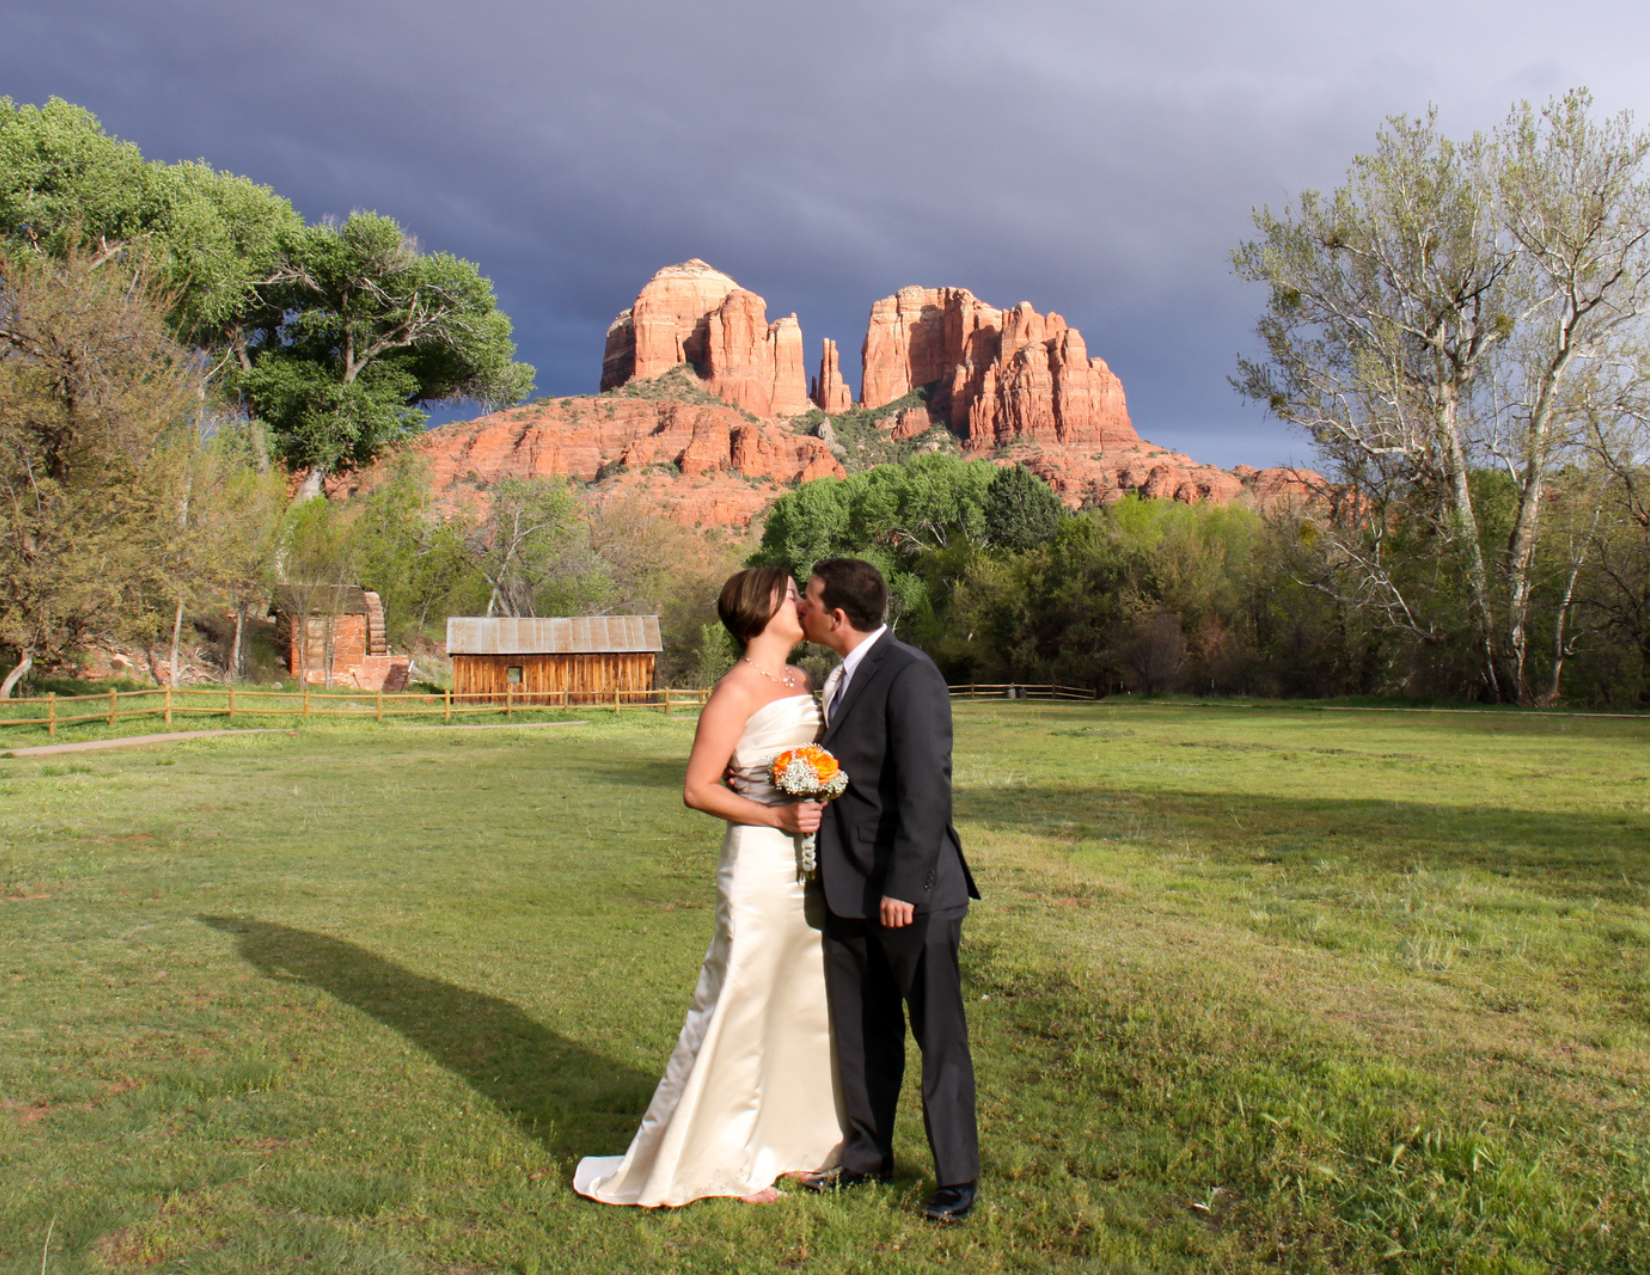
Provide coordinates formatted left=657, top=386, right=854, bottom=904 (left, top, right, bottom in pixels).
left=446, top=616, right=663, bottom=704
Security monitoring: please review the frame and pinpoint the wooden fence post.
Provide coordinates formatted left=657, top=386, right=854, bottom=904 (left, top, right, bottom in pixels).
left=664, top=688, right=671, bottom=717
left=163, top=686, right=172, bottom=727
left=505, top=684, right=513, bottom=720
left=108, top=688, right=118, bottom=728
left=228, top=684, right=235, bottom=721
left=614, top=686, right=621, bottom=716
left=303, top=685, right=311, bottom=719
left=47, top=692, right=56, bottom=737
left=376, top=686, right=384, bottom=724
left=444, top=688, right=451, bottom=725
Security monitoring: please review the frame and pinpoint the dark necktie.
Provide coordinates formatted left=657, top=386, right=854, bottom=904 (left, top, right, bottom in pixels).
left=830, top=671, right=848, bottom=721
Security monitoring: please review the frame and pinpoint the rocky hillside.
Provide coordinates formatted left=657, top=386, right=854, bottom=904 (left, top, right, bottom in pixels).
left=351, top=260, right=1319, bottom=527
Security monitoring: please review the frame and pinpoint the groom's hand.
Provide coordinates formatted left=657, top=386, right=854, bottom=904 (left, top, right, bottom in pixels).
left=777, top=802, right=823, bottom=835
left=879, top=896, right=915, bottom=928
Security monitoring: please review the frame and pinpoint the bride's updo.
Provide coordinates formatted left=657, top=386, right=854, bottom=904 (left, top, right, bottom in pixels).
left=717, top=567, right=791, bottom=651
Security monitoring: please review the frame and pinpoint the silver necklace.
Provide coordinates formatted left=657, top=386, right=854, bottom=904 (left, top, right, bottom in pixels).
left=744, top=657, right=798, bottom=687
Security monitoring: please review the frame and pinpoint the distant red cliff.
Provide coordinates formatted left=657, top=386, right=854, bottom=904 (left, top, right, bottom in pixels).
left=342, top=260, right=1321, bottom=528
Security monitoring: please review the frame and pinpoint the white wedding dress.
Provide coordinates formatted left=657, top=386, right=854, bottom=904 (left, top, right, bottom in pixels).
left=573, top=693, right=845, bottom=1206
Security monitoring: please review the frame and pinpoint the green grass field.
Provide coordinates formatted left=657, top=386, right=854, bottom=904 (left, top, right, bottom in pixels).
left=2, top=703, right=1647, bottom=1273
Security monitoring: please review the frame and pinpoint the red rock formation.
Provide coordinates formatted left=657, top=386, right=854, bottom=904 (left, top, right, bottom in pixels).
left=342, top=393, right=844, bottom=530
left=339, top=261, right=1327, bottom=534
left=601, top=260, right=809, bottom=417
left=858, top=287, right=1137, bottom=451
left=810, top=338, right=852, bottom=413
left=1007, top=446, right=1325, bottom=512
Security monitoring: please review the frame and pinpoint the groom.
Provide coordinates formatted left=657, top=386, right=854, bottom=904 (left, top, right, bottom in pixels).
left=796, top=557, right=981, bottom=1223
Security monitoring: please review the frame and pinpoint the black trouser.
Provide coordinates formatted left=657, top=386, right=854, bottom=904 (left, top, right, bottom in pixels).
left=822, top=907, right=979, bottom=1186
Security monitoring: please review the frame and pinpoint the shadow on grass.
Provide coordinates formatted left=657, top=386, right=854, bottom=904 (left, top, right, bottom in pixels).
left=557, top=755, right=686, bottom=792
left=199, top=916, right=657, bottom=1162
left=958, top=784, right=1650, bottom=892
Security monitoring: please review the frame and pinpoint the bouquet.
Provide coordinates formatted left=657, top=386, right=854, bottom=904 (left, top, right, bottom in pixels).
left=771, top=745, right=849, bottom=875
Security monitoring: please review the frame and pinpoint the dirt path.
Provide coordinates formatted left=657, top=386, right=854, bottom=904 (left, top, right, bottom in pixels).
left=389, top=721, right=589, bottom=731
left=2, top=720, right=598, bottom=758
left=1, top=729, right=297, bottom=758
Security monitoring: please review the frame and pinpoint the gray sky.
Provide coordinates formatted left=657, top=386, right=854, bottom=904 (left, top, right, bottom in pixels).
left=7, top=0, right=1649, bottom=467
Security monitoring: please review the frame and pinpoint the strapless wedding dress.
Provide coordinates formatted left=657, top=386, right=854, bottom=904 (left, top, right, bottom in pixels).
left=573, top=693, right=845, bottom=1206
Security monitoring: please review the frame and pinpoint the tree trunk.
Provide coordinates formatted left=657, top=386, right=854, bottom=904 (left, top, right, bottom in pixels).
left=168, top=597, right=185, bottom=689
left=1438, top=393, right=1502, bottom=700
left=232, top=601, right=246, bottom=681
left=0, top=648, right=33, bottom=699
left=323, top=613, right=335, bottom=690
left=1541, top=502, right=1604, bottom=705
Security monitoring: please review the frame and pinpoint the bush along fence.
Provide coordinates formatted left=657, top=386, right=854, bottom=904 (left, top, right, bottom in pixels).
left=0, top=682, right=1100, bottom=738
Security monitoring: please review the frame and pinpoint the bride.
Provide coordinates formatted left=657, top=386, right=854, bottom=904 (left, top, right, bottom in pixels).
left=573, top=567, right=846, bottom=1207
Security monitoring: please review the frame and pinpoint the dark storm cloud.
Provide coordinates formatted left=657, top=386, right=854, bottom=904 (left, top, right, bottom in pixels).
left=7, top=0, right=1649, bottom=465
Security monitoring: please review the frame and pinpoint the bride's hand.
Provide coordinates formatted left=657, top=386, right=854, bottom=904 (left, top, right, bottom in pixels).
left=775, top=801, right=823, bottom=836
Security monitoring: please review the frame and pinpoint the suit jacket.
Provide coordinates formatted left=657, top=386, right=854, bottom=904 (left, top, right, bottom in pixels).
left=817, top=631, right=980, bottom=919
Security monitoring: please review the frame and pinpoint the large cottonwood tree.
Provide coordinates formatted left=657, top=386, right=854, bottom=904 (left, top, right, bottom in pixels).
left=1234, top=89, right=1650, bottom=702
left=0, top=97, right=534, bottom=488
left=233, top=212, right=534, bottom=492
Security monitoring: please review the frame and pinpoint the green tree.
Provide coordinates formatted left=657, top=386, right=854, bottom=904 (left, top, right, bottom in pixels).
left=751, top=453, right=999, bottom=632
left=237, top=213, right=534, bottom=491
left=0, top=99, right=534, bottom=485
left=471, top=478, right=612, bottom=618
left=278, top=497, right=363, bottom=688
left=0, top=97, right=300, bottom=355
left=348, top=455, right=485, bottom=646
left=1233, top=89, right=1650, bottom=702
left=0, top=250, right=204, bottom=695
left=983, top=463, right=1065, bottom=551
left=145, top=420, right=287, bottom=687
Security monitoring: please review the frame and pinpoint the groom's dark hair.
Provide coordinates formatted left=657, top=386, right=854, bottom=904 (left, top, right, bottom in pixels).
left=811, top=558, right=886, bottom=631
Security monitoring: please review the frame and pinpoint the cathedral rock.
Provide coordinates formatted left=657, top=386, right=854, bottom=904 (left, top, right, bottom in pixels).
left=361, top=261, right=1322, bottom=529
left=859, top=286, right=1138, bottom=451
left=602, top=259, right=809, bottom=418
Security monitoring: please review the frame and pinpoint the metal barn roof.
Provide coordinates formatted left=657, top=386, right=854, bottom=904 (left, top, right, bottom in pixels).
left=445, top=615, right=663, bottom=655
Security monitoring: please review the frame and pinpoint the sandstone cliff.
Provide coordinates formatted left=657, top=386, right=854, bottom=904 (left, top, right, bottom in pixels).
left=344, top=261, right=1322, bottom=532
left=602, top=259, right=809, bottom=418
left=347, top=388, right=843, bottom=529
left=859, top=286, right=1137, bottom=451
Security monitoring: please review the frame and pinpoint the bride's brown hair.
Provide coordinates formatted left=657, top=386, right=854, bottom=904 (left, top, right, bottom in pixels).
left=717, top=567, right=792, bottom=651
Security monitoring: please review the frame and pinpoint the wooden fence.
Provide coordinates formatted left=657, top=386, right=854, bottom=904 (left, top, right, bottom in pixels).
left=0, top=683, right=1098, bottom=738
left=950, top=684, right=1099, bottom=701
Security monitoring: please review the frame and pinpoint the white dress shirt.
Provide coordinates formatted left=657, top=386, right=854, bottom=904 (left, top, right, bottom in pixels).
left=824, top=624, right=887, bottom=725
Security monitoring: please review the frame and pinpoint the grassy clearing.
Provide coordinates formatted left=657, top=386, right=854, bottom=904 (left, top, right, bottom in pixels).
left=1, top=705, right=1647, bottom=1272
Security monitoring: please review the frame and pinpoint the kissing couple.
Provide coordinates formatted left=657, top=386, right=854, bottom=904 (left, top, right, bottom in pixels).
left=574, top=557, right=981, bottom=1222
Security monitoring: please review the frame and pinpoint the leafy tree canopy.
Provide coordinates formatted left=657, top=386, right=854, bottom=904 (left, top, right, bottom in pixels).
left=0, top=97, right=534, bottom=482
left=1232, top=88, right=1650, bottom=702
left=983, top=463, right=1065, bottom=551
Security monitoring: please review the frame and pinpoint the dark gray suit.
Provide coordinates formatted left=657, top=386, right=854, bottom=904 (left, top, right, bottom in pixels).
left=817, top=631, right=980, bottom=1186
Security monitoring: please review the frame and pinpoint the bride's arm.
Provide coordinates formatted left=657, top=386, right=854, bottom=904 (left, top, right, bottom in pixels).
left=683, top=685, right=821, bottom=835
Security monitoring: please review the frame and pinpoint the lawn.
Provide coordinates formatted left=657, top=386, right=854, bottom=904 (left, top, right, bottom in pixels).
left=1, top=703, right=1647, bottom=1273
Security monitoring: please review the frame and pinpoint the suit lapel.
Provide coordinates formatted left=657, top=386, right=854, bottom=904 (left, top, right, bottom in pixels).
left=822, top=631, right=891, bottom=747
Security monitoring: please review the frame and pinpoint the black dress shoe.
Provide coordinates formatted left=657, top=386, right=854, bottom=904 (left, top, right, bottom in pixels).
left=922, top=1181, right=977, bottom=1223
left=797, top=1166, right=893, bottom=1193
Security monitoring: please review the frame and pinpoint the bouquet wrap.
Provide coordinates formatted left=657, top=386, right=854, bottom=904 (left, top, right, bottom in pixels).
left=770, top=744, right=849, bottom=875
